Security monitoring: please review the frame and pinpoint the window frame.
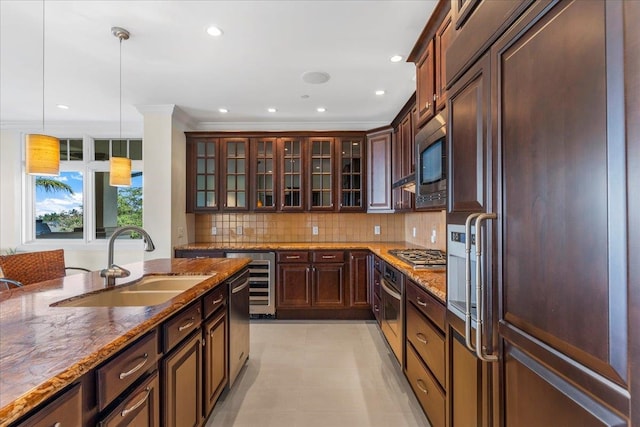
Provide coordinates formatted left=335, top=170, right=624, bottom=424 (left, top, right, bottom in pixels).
left=22, top=135, right=143, bottom=248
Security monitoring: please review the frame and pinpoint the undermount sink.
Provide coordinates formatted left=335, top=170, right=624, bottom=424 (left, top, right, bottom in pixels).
left=53, top=274, right=215, bottom=307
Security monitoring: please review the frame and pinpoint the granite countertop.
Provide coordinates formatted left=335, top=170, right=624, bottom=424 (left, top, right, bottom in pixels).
left=175, top=242, right=446, bottom=302
left=0, top=257, right=250, bottom=427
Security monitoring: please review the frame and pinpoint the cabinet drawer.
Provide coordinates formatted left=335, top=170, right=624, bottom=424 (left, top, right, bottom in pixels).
left=373, top=255, right=384, bottom=272
left=277, top=251, right=310, bottom=263
left=163, top=302, right=202, bottom=353
left=202, top=285, right=227, bottom=319
left=406, top=303, right=445, bottom=387
left=373, top=269, right=381, bottom=298
left=98, top=371, right=160, bottom=427
left=406, top=280, right=446, bottom=331
left=96, top=330, right=158, bottom=411
left=311, top=251, right=345, bottom=263
left=406, top=344, right=445, bottom=427
left=16, top=383, right=82, bottom=427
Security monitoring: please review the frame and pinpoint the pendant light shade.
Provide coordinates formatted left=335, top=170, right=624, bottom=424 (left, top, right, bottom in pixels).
left=26, top=134, right=60, bottom=176
left=109, top=157, right=131, bottom=187
left=26, top=1, right=59, bottom=176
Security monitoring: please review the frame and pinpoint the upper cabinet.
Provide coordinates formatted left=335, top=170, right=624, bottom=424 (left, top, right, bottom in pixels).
left=434, top=11, right=453, bottom=111
left=415, top=40, right=436, bottom=128
left=187, top=133, right=366, bottom=213
left=366, top=129, right=393, bottom=212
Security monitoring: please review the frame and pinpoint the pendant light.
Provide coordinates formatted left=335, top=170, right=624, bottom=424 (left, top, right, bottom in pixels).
left=26, top=0, right=60, bottom=176
left=109, top=26, right=131, bottom=187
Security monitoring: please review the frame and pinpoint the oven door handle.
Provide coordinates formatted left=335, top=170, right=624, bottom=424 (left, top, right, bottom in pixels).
left=475, top=213, right=498, bottom=362
left=464, top=213, right=482, bottom=353
left=380, top=279, right=401, bottom=301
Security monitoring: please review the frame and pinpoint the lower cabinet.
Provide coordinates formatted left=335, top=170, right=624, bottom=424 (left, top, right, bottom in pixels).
left=203, top=310, right=227, bottom=416
left=16, top=383, right=83, bottom=427
left=162, top=332, right=203, bottom=427
left=348, top=250, right=370, bottom=308
left=98, top=372, right=160, bottom=427
left=406, top=344, right=446, bottom=427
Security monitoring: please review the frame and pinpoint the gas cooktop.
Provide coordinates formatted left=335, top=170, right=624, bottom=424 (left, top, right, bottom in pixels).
left=388, top=249, right=447, bottom=269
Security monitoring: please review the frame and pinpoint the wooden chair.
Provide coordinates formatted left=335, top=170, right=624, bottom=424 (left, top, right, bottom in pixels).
left=0, top=249, right=90, bottom=290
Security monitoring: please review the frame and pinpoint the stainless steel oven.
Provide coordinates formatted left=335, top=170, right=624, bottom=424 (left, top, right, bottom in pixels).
left=380, top=264, right=403, bottom=365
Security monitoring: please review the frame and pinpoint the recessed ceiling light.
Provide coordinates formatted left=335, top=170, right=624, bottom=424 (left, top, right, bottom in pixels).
left=390, top=55, right=403, bottom=63
left=317, top=107, right=326, bottom=113
left=206, top=26, right=223, bottom=37
left=56, top=104, right=69, bottom=110
left=375, top=90, right=385, bottom=96
left=218, top=108, right=228, bottom=113
left=267, top=108, right=277, bottom=113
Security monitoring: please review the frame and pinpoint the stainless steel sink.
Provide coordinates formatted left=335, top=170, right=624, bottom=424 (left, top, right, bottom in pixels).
left=53, top=274, right=214, bottom=307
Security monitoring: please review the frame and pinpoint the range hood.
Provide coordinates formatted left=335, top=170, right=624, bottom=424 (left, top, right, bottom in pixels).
left=392, top=173, right=416, bottom=193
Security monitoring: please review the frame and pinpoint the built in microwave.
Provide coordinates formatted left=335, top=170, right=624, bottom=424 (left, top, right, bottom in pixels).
left=415, top=107, right=447, bottom=209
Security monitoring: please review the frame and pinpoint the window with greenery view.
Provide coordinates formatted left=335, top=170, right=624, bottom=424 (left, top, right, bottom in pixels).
left=31, top=138, right=143, bottom=242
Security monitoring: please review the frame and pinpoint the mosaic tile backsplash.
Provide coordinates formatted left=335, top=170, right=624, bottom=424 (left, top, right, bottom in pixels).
left=194, top=211, right=445, bottom=248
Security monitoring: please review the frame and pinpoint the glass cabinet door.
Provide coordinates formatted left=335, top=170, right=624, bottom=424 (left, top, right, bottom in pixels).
left=279, top=137, right=304, bottom=211
left=308, top=137, right=334, bottom=210
left=222, top=138, right=248, bottom=210
left=338, top=137, right=364, bottom=211
left=252, top=137, right=277, bottom=210
left=194, top=139, right=218, bottom=210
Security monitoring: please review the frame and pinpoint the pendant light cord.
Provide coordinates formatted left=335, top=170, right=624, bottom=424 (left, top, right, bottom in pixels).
left=42, top=0, right=46, bottom=132
left=119, top=35, right=122, bottom=141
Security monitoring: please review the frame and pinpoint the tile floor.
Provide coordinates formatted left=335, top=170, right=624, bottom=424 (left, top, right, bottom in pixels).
left=206, top=320, right=431, bottom=427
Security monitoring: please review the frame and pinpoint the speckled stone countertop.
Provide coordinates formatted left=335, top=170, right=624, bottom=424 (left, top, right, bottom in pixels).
left=0, top=257, right=250, bottom=427
left=175, top=242, right=446, bottom=302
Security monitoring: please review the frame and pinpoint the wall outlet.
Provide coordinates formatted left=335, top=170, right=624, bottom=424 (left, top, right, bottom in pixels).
left=177, top=227, right=184, bottom=238
left=374, top=225, right=381, bottom=235
left=431, top=227, right=437, bottom=244
left=211, top=226, right=217, bottom=235
left=412, top=227, right=417, bottom=238
left=236, top=225, right=243, bottom=235
left=312, top=226, right=319, bottom=235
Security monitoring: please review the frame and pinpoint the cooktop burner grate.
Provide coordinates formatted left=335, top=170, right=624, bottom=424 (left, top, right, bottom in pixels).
left=388, top=249, right=447, bottom=269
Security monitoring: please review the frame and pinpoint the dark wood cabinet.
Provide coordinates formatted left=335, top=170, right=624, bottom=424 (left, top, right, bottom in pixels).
left=434, top=10, right=453, bottom=111
left=348, top=251, right=369, bottom=308
left=186, top=137, right=219, bottom=212
left=307, top=137, right=335, bottom=211
left=447, top=51, right=489, bottom=224
left=337, top=137, right=365, bottom=211
left=161, top=331, right=202, bottom=427
left=16, top=383, right=83, bottom=427
left=98, top=372, right=160, bottom=427
left=416, top=39, right=436, bottom=128
left=366, top=129, right=393, bottom=212
left=370, top=255, right=383, bottom=324
left=277, top=261, right=311, bottom=308
left=451, top=0, right=480, bottom=30
left=406, top=344, right=445, bottom=427
left=392, top=107, right=415, bottom=212
left=311, top=262, right=345, bottom=307
left=278, top=137, right=305, bottom=211
left=220, top=137, right=249, bottom=211
left=250, top=137, right=277, bottom=210
left=203, top=310, right=227, bottom=416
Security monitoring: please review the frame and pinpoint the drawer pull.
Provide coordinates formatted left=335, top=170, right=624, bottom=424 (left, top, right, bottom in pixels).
left=286, top=255, right=301, bottom=259
left=212, top=296, right=224, bottom=305
left=121, top=387, right=151, bottom=417
left=374, top=305, right=379, bottom=312
left=119, top=353, right=148, bottom=380
left=416, top=333, right=428, bottom=345
left=178, top=319, right=195, bottom=331
left=416, top=297, right=428, bottom=307
left=321, top=255, right=336, bottom=259
left=416, top=379, right=429, bottom=395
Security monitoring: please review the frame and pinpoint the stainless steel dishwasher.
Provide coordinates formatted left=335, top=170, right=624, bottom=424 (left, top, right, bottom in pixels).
left=228, top=270, right=250, bottom=387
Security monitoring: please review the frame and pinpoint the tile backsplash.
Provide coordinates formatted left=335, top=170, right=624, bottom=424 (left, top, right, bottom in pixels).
left=194, top=211, right=446, bottom=247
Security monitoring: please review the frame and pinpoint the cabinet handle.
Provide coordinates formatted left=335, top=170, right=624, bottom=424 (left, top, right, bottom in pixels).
left=121, top=386, right=152, bottom=417
left=178, top=318, right=195, bottom=331
left=474, top=213, right=499, bottom=363
left=212, top=296, right=224, bottom=305
left=119, top=353, right=148, bottom=380
left=321, top=255, right=336, bottom=259
left=433, top=93, right=437, bottom=101
left=425, top=101, right=431, bottom=110
left=416, top=332, right=428, bottom=345
left=195, top=256, right=206, bottom=259
left=416, top=379, right=429, bottom=395
left=464, top=213, right=482, bottom=354
left=374, top=305, right=379, bottom=312
left=416, top=297, right=427, bottom=307
left=286, top=255, right=301, bottom=259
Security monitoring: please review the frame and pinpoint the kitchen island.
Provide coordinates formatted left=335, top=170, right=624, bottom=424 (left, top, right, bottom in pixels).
left=0, top=257, right=250, bottom=426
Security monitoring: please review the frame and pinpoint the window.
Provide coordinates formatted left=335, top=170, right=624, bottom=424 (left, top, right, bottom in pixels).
left=28, top=137, right=143, bottom=243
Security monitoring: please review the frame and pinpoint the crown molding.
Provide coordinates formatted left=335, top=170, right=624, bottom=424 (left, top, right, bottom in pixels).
left=194, top=120, right=389, bottom=132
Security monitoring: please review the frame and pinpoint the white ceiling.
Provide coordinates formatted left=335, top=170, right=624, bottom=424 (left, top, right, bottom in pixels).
left=0, top=1, right=436, bottom=134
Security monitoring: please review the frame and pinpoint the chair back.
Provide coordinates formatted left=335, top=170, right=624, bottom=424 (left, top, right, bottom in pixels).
left=0, top=249, right=66, bottom=286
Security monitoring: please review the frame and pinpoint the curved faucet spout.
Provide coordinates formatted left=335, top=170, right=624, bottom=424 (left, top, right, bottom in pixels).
left=101, top=226, right=156, bottom=286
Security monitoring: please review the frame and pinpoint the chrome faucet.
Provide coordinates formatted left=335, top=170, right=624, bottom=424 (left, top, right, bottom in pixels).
left=100, top=226, right=156, bottom=287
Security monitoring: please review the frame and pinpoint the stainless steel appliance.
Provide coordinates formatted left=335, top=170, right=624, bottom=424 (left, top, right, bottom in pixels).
left=414, top=108, right=447, bottom=209
left=447, top=223, right=477, bottom=322
left=388, top=248, right=446, bottom=269
left=228, top=270, right=250, bottom=386
left=225, top=252, right=275, bottom=317
left=380, top=263, right=403, bottom=364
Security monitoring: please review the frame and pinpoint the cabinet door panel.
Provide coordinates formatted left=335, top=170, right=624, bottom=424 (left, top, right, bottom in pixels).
left=312, top=263, right=345, bottom=307
left=187, top=138, right=218, bottom=212
left=162, top=333, right=202, bottom=427
left=349, top=251, right=369, bottom=308
left=204, top=311, right=227, bottom=415
left=338, top=137, right=365, bottom=211
left=447, top=52, right=489, bottom=220
left=251, top=137, right=277, bottom=210
left=416, top=40, right=436, bottom=127
left=435, top=11, right=453, bottom=111
left=279, top=138, right=305, bottom=211
left=308, top=137, right=335, bottom=211
left=221, top=138, right=249, bottom=210
left=16, top=383, right=82, bottom=427
left=367, top=131, right=392, bottom=211
left=98, top=373, right=160, bottom=427
left=277, top=264, right=311, bottom=307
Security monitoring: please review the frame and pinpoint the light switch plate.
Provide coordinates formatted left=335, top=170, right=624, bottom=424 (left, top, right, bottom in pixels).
left=211, top=226, right=217, bottom=235
left=236, top=226, right=243, bottom=235
left=374, top=225, right=381, bottom=235
left=312, top=226, right=319, bottom=235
